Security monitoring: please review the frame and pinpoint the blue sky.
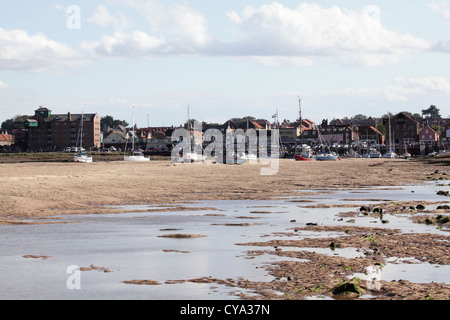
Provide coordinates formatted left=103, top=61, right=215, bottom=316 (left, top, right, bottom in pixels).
left=1, top=1, right=450, bottom=128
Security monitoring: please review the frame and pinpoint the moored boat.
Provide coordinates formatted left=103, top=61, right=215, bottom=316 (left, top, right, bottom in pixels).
left=315, top=151, right=339, bottom=161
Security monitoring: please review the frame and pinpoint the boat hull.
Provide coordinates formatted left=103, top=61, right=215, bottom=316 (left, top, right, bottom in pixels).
left=315, top=152, right=339, bottom=161
left=74, top=155, right=93, bottom=163
left=316, top=156, right=338, bottom=161
left=294, top=155, right=313, bottom=161
left=124, top=156, right=150, bottom=162
left=382, top=154, right=397, bottom=158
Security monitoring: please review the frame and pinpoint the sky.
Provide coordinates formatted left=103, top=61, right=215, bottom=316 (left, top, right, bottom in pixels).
left=1, top=0, right=450, bottom=128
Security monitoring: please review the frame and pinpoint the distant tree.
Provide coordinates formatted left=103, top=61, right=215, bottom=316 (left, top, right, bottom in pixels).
left=432, top=125, right=442, bottom=135
left=353, top=114, right=367, bottom=121
left=377, top=123, right=386, bottom=136
left=422, top=105, right=441, bottom=121
left=412, top=113, right=423, bottom=121
left=100, top=115, right=129, bottom=129
left=1, top=115, right=30, bottom=132
left=381, top=112, right=394, bottom=120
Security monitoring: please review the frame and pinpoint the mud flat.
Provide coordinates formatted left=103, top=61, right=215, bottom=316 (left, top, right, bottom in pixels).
left=0, top=158, right=448, bottom=222
left=0, top=157, right=449, bottom=300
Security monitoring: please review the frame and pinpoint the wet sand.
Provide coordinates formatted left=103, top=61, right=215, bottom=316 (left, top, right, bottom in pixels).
left=0, top=157, right=447, bottom=222
left=1, top=157, right=449, bottom=300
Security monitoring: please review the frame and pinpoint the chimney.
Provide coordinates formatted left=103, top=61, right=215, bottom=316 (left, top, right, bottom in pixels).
left=68, top=112, right=71, bottom=121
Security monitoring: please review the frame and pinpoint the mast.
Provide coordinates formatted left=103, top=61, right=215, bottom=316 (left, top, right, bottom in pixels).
left=80, top=112, right=84, bottom=150
left=131, top=107, right=135, bottom=151
left=388, top=115, right=392, bottom=152
left=298, top=96, right=303, bottom=147
left=187, top=105, right=190, bottom=131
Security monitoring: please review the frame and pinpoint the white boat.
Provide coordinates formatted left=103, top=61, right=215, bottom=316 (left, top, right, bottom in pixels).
left=383, top=115, right=397, bottom=159
left=124, top=150, right=150, bottom=162
left=74, top=150, right=93, bottom=163
left=369, top=150, right=382, bottom=158
left=247, top=152, right=257, bottom=162
left=124, top=109, right=150, bottom=162
left=73, top=112, right=93, bottom=163
left=316, top=151, right=339, bottom=161
left=182, top=151, right=205, bottom=163
left=225, top=151, right=247, bottom=164
left=314, top=121, right=338, bottom=161
left=383, top=150, right=397, bottom=158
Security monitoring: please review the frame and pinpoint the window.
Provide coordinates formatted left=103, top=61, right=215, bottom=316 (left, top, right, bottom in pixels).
left=422, top=135, right=425, bottom=139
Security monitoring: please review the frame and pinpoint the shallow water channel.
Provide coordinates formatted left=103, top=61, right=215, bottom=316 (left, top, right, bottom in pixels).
left=0, top=182, right=449, bottom=300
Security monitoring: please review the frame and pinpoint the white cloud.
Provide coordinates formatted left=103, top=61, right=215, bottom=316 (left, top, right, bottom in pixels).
left=82, top=0, right=213, bottom=57
left=386, top=76, right=450, bottom=101
left=126, top=0, right=212, bottom=49
left=0, top=28, right=88, bottom=73
left=88, top=5, right=131, bottom=31
left=226, top=3, right=430, bottom=66
left=82, top=1, right=431, bottom=67
left=304, top=76, right=450, bottom=105
left=249, top=56, right=315, bottom=67
left=428, top=2, right=450, bottom=19
left=432, top=38, right=450, bottom=52
left=0, top=80, right=9, bottom=89
left=82, top=30, right=165, bottom=57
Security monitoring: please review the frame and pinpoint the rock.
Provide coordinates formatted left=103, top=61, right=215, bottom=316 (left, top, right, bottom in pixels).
left=437, top=215, right=450, bottom=224
left=329, top=241, right=337, bottom=250
left=437, top=190, right=449, bottom=196
left=332, top=278, right=362, bottom=297
left=416, top=204, right=425, bottom=210
left=373, top=207, right=383, bottom=213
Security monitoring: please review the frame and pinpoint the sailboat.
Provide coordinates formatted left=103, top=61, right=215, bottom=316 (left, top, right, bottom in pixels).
left=383, top=115, right=397, bottom=158
left=294, top=97, right=313, bottom=161
left=124, top=109, right=150, bottom=162
left=73, top=112, right=93, bottom=163
left=315, top=124, right=339, bottom=161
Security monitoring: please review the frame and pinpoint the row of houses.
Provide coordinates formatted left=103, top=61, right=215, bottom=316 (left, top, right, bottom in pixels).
left=1, top=107, right=449, bottom=152
left=280, top=112, right=449, bottom=147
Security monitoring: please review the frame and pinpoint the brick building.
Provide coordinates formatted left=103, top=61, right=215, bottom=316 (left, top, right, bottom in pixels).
left=25, top=107, right=101, bottom=151
left=383, top=112, right=420, bottom=144
left=0, top=130, right=15, bottom=147
left=419, top=125, right=440, bottom=143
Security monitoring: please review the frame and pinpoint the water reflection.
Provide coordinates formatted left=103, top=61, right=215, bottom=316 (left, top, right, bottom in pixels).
left=0, top=181, right=448, bottom=299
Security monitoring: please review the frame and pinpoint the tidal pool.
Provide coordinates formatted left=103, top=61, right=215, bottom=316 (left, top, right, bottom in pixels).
left=0, top=182, right=448, bottom=300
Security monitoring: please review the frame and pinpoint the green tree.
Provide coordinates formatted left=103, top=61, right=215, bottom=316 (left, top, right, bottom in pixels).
left=100, top=115, right=129, bottom=129
left=1, top=115, right=30, bottom=132
left=422, top=105, right=441, bottom=121
left=377, top=123, right=386, bottom=136
left=353, top=114, right=367, bottom=121
left=412, top=113, right=423, bottom=121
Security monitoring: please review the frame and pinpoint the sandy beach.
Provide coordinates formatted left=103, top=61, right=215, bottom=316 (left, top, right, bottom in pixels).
left=1, top=157, right=449, bottom=300
left=0, top=157, right=447, bottom=222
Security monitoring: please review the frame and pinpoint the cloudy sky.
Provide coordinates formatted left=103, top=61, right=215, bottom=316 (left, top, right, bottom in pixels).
left=1, top=0, right=450, bottom=127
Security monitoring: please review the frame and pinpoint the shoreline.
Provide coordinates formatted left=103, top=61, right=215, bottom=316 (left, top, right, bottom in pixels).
left=1, top=157, right=449, bottom=300
left=0, top=157, right=448, bottom=223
